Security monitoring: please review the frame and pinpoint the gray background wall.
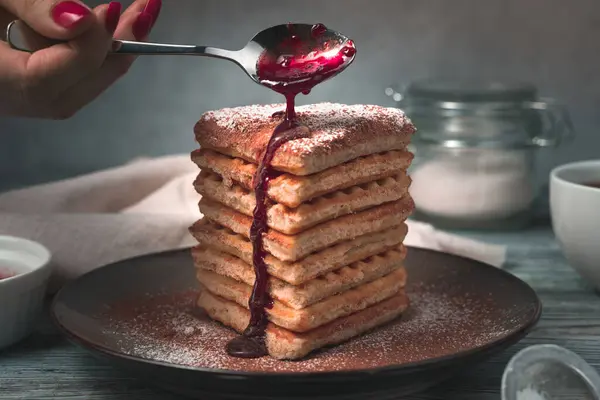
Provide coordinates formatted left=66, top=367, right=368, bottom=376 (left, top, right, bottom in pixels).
left=0, top=0, right=598, bottom=191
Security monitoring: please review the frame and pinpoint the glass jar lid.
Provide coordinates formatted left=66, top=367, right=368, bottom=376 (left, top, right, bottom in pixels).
left=390, top=79, right=574, bottom=149
left=405, top=80, right=537, bottom=107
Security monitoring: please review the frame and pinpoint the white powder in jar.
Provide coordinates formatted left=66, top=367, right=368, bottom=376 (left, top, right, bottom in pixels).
left=409, top=148, right=535, bottom=221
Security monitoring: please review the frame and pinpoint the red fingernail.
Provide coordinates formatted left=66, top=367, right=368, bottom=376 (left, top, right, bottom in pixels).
left=51, top=1, right=91, bottom=29
left=132, top=12, right=153, bottom=40
left=143, top=0, right=162, bottom=28
left=105, top=2, right=122, bottom=34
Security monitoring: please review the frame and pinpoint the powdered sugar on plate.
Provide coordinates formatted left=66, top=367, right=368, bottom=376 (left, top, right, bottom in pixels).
left=98, top=281, right=519, bottom=373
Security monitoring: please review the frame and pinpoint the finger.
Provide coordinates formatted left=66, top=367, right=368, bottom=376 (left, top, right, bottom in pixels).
left=0, top=7, right=16, bottom=41
left=0, top=0, right=94, bottom=40
left=115, top=0, right=152, bottom=35
left=51, top=0, right=162, bottom=118
left=130, top=0, right=161, bottom=40
left=145, top=0, right=161, bottom=28
left=50, top=3, right=142, bottom=117
left=0, top=43, right=30, bottom=116
left=83, top=0, right=162, bottom=83
left=111, top=2, right=142, bottom=66
left=119, top=0, right=147, bottom=20
left=18, top=5, right=113, bottom=117
left=104, top=1, right=121, bottom=35
left=108, top=0, right=162, bottom=69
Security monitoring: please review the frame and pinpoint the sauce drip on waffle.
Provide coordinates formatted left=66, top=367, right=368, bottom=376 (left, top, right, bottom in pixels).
left=225, top=23, right=356, bottom=358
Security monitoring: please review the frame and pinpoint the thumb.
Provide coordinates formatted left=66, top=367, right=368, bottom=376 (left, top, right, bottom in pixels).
left=21, top=5, right=113, bottom=107
left=0, top=0, right=94, bottom=40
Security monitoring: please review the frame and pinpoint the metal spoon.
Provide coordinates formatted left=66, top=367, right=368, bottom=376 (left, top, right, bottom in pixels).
left=5, top=20, right=354, bottom=87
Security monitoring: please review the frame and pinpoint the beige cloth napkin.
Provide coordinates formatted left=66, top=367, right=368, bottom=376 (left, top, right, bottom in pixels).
left=0, top=155, right=506, bottom=291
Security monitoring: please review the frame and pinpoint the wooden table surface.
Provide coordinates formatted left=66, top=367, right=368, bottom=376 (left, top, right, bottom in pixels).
left=1, top=226, right=599, bottom=399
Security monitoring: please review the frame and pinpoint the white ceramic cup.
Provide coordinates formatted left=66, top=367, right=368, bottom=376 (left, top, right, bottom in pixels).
left=550, top=160, right=600, bottom=289
left=0, top=236, right=52, bottom=350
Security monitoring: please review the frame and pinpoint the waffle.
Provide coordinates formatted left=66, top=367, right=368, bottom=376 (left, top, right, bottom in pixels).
left=193, top=197, right=414, bottom=262
left=192, top=245, right=407, bottom=309
left=197, top=288, right=409, bottom=360
left=195, top=170, right=411, bottom=234
left=191, top=221, right=408, bottom=285
left=191, top=149, right=414, bottom=208
left=192, top=102, right=416, bottom=360
left=198, top=268, right=403, bottom=332
left=194, top=103, right=415, bottom=176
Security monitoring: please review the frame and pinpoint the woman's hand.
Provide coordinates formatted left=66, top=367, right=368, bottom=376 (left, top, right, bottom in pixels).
left=0, top=0, right=161, bottom=119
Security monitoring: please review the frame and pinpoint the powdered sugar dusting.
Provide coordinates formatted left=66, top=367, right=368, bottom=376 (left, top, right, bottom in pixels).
left=98, top=282, right=521, bottom=373
left=202, top=103, right=409, bottom=133
left=202, top=103, right=282, bottom=132
left=195, top=103, right=416, bottom=163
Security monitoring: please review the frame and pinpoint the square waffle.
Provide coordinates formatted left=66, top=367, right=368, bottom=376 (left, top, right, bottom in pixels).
left=197, top=289, right=409, bottom=360
left=194, top=103, right=415, bottom=176
left=191, top=221, right=408, bottom=285
left=191, top=102, right=416, bottom=360
left=197, top=268, right=405, bottom=332
left=192, top=245, right=407, bottom=309
left=192, top=197, right=414, bottom=262
left=195, top=170, right=411, bottom=234
left=191, top=149, right=414, bottom=208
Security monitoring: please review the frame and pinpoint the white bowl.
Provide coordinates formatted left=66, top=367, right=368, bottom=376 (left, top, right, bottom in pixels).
left=0, top=235, right=52, bottom=350
left=550, top=160, right=600, bottom=289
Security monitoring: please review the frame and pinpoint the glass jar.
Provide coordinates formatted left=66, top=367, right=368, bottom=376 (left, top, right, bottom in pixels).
left=385, top=80, right=575, bottom=230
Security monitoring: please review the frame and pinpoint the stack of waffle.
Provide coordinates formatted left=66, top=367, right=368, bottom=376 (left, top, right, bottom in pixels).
left=190, top=103, right=416, bottom=360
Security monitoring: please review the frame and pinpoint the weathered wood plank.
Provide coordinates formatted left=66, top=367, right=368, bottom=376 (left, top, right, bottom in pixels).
left=0, top=228, right=599, bottom=399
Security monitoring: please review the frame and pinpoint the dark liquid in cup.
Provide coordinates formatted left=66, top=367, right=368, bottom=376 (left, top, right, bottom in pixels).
left=583, top=181, right=600, bottom=189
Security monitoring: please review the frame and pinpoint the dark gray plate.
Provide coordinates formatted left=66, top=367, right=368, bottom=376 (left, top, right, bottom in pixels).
left=51, top=247, right=541, bottom=400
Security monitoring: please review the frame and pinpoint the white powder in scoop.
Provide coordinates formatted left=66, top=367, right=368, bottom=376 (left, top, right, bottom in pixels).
left=516, top=385, right=549, bottom=400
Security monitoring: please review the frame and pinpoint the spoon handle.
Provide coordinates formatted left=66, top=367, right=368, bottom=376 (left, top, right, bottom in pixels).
left=113, top=40, right=234, bottom=59
left=6, top=20, right=236, bottom=61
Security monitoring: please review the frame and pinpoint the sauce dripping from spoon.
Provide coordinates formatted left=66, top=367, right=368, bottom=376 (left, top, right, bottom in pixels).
left=225, top=23, right=356, bottom=358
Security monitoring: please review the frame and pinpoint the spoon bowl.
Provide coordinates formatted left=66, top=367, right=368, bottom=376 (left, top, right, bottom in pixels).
left=5, top=21, right=355, bottom=90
